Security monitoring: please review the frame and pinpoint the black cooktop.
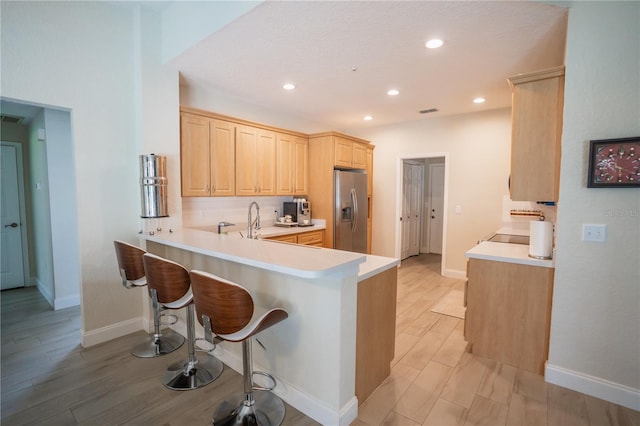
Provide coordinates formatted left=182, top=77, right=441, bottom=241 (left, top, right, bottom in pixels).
left=487, top=233, right=530, bottom=245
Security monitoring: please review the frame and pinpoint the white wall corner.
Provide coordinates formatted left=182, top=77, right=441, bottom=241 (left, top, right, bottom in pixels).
left=35, top=278, right=54, bottom=309
left=443, top=268, right=467, bottom=280
left=54, top=293, right=80, bottom=310
left=545, top=362, right=640, bottom=411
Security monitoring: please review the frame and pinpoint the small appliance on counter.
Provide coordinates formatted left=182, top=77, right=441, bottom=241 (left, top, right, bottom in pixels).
left=283, top=196, right=312, bottom=226
left=139, top=153, right=172, bottom=235
left=529, top=219, right=554, bottom=259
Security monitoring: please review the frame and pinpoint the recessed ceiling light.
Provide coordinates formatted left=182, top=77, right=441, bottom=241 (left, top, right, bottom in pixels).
left=387, top=89, right=399, bottom=96
left=425, top=38, right=444, bottom=49
left=473, top=97, right=486, bottom=104
left=283, top=83, right=295, bottom=90
left=363, top=115, right=373, bottom=121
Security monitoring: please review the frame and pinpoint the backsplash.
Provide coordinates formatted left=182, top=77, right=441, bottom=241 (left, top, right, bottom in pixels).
left=182, top=196, right=293, bottom=231
left=500, top=195, right=557, bottom=233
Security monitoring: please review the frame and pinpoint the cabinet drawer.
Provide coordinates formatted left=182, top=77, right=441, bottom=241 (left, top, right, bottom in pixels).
left=297, top=230, right=324, bottom=245
left=267, top=234, right=298, bottom=243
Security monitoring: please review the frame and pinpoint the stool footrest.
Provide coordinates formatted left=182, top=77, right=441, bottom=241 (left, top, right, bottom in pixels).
left=252, top=371, right=277, bottom=391
left=159, top=312, right=178, bottom=326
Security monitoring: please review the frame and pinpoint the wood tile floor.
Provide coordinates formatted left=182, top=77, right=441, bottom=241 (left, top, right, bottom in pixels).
left=353, top=254, right=639, bottom=426
left=0, top=286, right=316, bottom=425
left=1, top=254, right=638, bottom=425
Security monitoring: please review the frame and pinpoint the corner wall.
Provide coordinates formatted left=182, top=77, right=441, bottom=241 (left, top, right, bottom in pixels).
left=546, top=1, right=640, bottom=410
left=1, top=1, right=151, bottom=338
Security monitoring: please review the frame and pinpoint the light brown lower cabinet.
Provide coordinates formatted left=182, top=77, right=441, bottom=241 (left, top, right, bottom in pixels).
left=464, top=258, right=554, bottom=375
left=356, top=267, right=397, bottom=403
left=265, top=230, right=323, bottom=247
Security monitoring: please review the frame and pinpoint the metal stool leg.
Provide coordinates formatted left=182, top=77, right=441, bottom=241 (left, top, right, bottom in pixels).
left=212, top=338, right=285, bottom=426
left=163, top=304, right=223, bottom=390
left=131, top=289, right=185, bottom=358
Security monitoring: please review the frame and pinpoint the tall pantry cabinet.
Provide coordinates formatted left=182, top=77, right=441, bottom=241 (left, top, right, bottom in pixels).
left=308, top=132, right=374, bottom=252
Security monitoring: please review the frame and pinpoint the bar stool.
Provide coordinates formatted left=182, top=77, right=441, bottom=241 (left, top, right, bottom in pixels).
left=113, top=240, right=184, bottom=358
left=189, top=269, right=289, bottom=426
left=142, top=253, right=224, bottom=390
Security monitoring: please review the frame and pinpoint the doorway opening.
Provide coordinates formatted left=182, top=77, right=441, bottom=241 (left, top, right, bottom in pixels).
left=396, top=154, right=448, bottom=276
left=0, top=98, right=80, bottom=310
left=1, top=141, right=29, bottom=289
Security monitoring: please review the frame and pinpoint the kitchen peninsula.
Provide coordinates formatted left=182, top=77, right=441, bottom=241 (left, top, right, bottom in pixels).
left=138, top=227, right=399, bottom=425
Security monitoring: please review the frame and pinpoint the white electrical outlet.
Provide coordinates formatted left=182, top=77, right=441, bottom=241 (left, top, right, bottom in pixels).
left=582, top=224, right=607, bottom=242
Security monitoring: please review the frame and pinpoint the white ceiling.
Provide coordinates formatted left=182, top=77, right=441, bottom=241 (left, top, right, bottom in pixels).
left=173, top=1, right=568, bottom=131
left=1, top=2, right=568, bottom=131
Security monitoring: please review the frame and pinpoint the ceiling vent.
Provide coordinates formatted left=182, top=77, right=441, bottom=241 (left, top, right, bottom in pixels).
left=419, top=108, right=439, bottom=114
left=0, top=114, right=23, bottom=124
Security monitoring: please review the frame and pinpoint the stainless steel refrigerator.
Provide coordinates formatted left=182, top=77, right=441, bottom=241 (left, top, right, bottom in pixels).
left=334, top=170, right=368, bottom=253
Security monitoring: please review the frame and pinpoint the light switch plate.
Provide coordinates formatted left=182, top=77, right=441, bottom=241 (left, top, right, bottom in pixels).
left=582, top=224, right=606, bottom=242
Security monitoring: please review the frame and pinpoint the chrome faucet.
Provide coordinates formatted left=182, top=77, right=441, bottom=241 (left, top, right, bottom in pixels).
left=217, top=221, right=235, bottom=234
left=247, top=201, right=261, bottom=239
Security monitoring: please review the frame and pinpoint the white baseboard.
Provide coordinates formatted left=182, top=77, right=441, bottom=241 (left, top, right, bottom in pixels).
left=443, top=268, right=466, bottom=280
left=54, top=293, right=80, bottom=310
left=32, top=277, right=81, bottom=310
left=171, top=322, right=359, bottom=425
left=84, top=318, right=358, bottom=423
left=545, top=362, right=640, bottom=411
left=82, top=317, right=144, bottom=348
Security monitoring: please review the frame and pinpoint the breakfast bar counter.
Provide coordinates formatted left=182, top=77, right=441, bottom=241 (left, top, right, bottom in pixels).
left=138, top=228, right=398, bottom=425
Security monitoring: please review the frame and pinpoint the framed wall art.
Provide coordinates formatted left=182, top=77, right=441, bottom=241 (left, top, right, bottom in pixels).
left=587, top=136, right=640, bottom=188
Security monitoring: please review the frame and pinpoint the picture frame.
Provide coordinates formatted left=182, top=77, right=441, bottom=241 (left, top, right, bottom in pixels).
left=587, top=136, right=640, bottom=188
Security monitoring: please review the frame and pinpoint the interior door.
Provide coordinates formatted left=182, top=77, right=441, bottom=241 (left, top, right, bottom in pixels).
left=401, top=161, right=424, bottom=259
left=401, top=165, right=411, bottom=259
left=428, top=163, right=445, bottom=254
left=1, top=143, right=26, bottom=289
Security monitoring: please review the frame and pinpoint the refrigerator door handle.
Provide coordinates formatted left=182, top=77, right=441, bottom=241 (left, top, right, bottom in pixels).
left=351, top=188, right=358, bottom=232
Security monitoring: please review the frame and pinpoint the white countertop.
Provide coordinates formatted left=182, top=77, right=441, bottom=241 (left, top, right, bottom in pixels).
left=139, top=226, right=398, bottom=280
left=191, top=220, right=327, bottom=239
left=465, top=241, right=555, bottom=268
left=359, top=254, right=400, bottom=281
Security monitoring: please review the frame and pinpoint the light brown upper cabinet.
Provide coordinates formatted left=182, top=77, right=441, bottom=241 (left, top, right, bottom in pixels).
left=180, top=113, right=235, bottom=197
left=508, top=66, right=565, bottom=202
left=276, top=133, right=309, bottom=195
left=335, top=136, right=368, bottom=170
left=235, top=124, right=276, bottom=196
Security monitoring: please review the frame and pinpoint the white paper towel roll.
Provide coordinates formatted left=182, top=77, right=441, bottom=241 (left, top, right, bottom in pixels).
left=529, top=221, right=553, bottom=259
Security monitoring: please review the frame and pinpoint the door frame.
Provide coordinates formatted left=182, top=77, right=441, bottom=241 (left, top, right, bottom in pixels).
left=1, top=141, right=30, bottom=287
left=395, top=152, right=449, bottom=276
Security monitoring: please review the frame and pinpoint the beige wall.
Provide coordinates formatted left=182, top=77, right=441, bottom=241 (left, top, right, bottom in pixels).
left=350, top=108, right=512, bottom=275
left=546, top=0, right=639, bottom=409
left=1, top=2, right=161, bottom=338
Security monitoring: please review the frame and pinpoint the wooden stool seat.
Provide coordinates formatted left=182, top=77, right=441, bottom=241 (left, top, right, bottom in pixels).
left=190, top=270, right=288, bottom=426
left=113, top=240, right=184, bottom=358
left=143, top=253, right=223, bottom=391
